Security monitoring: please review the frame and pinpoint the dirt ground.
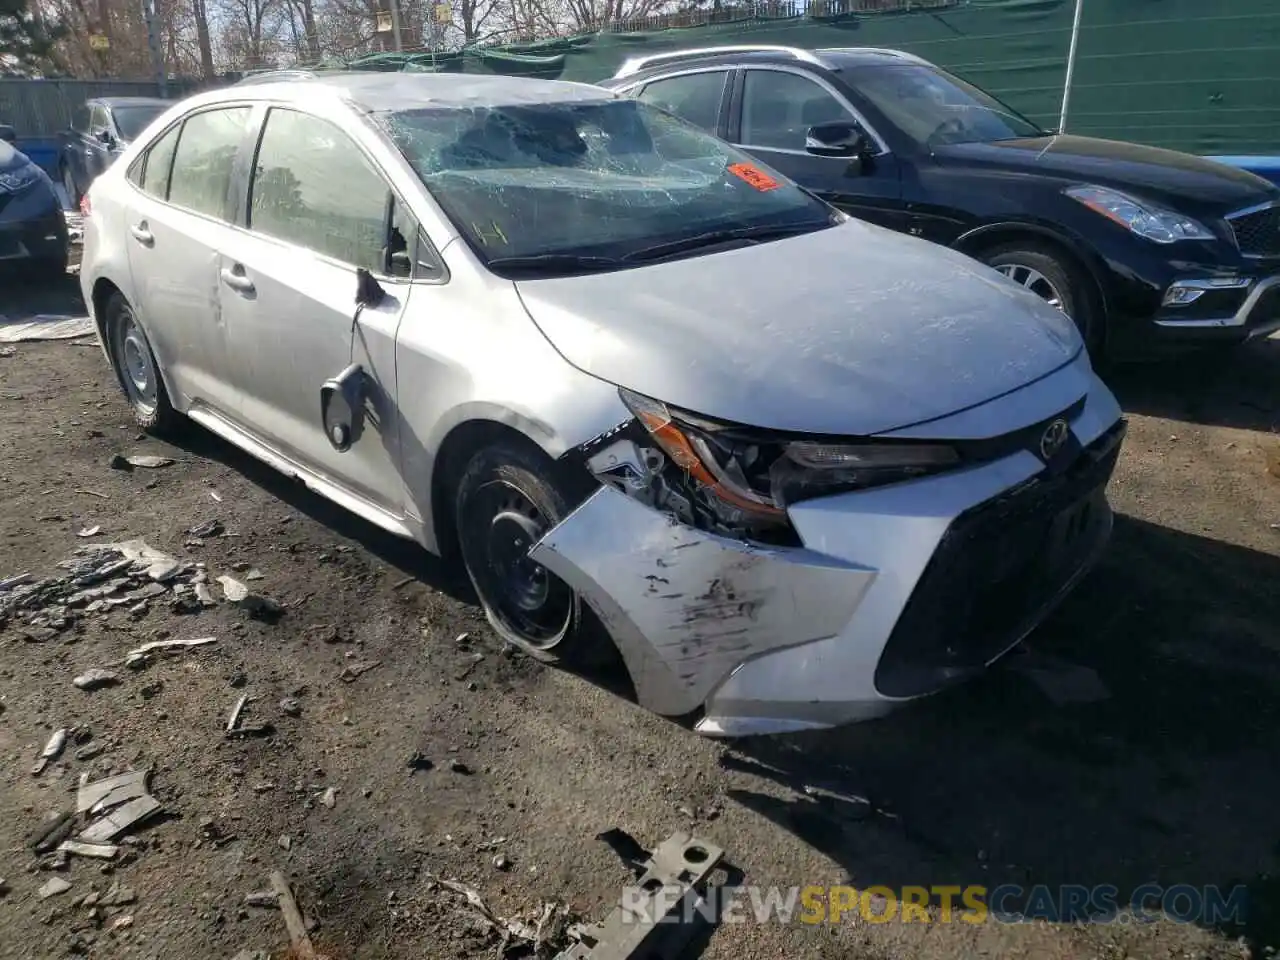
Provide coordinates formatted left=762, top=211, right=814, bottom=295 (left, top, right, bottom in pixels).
left=1, top=269, right=1278, bottom=960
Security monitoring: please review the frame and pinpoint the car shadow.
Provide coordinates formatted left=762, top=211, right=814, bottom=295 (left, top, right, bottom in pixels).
left=0, top=270, right=86, bottom=317
left=720, top=513, right=1280, bottom=947
left=1105, top=335, right=1280, bottom=433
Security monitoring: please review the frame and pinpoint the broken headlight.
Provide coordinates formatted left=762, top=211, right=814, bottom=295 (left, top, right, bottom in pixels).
left=617, top=389, right=961, bottom=533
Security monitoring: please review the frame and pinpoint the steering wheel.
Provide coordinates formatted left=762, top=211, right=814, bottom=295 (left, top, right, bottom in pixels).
left=926, top=116, right=968, bottom=146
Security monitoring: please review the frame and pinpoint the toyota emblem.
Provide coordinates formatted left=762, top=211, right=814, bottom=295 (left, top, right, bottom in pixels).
left=1039, top=418, right=1071, bottom=461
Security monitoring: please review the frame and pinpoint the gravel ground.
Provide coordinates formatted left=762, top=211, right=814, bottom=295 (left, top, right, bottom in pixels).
left=1, top=271, right=1278, bottom=960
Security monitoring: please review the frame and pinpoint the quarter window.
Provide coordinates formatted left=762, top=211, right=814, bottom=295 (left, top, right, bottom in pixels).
left=168, top=107, right=251, bottom=220
left=138, top=125, right=180, bottom=198
left=740, top=70, right=853, bottom=150
left=89, top=104, right=110, bottom=136
left=637, top=71, right=728, bottom=132
left=248, top=108, right=389, bottom=271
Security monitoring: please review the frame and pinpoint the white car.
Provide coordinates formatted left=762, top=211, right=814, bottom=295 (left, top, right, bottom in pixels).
left=79, top=70, right=1125, bottom=736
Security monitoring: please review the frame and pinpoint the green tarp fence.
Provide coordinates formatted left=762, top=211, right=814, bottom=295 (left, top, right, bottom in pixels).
left=318, top=0, right=1280, bottom=155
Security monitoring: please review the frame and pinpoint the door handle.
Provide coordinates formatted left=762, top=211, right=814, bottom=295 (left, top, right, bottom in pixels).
left=219, top=265, right=255, bottom=295
left=129, top=222, right=154, bottom=246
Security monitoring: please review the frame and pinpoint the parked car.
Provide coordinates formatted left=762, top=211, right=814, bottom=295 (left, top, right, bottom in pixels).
left=0, top=131, right=69, bottom=279
left=59, top=97, right=170, bottom=204
left=600, top=46, right=1280, bottom=359
left=80, top=72, right=1125, bottom=735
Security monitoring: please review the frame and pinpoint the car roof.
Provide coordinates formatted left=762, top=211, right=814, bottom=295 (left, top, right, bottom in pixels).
left=216, top=71, right=617, bottom=113
left=90, top=97, right=173, bottom=109
left=601, top=45, right=931, bottom=86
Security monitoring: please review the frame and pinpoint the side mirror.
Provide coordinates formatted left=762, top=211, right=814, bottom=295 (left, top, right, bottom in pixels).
left=95, top=128, right=114, bottom=146
left=0, top=124, right=16, bottom=144
left=805, top=121, right=868, bottom=159
left=320, top=363, right=367, bottom=453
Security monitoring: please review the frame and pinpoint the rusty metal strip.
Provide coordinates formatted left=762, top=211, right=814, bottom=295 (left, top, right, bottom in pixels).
left=556, top=831, right=726, bottom=960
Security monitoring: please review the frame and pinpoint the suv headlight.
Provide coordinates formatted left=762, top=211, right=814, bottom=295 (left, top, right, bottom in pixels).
left=1065, top=185, right=1215, bottom=243
left=620, top=389, right=960, bottom=525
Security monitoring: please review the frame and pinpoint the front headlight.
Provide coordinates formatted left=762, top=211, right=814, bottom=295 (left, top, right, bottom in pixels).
left=0, top=163, right=41, bottom=194
left=619, top=389, right=961, bottom=528
left=1064, top=185, right=1215, bottom=243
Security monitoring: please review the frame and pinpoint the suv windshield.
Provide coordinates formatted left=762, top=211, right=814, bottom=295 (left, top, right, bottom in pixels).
left=113, top=104, right=167, bottom=141
left=380, top=98, right=836, bottom=277
left=850, top=64, right=1045, bottom=147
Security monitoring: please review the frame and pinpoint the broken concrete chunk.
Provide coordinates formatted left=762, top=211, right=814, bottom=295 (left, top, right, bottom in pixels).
left=38, top=877, right=72, bottom=899
left=279, top=698, right=301, bottom=717
left=73, top=669, right=121, bottom=691
left=115, top=454, right=174, bottom=470
left=74, top=743, right=104, bottom=761
left=32, top=812, right=75, bottom=854
left=99, top=881, right=136, bottom=906
left=146, top=559, right=182, bottom=582
left=339, top=660, right=381, bottom=683
left=79, top=795, right=162, bottom=844
left=126, top=636, right=217, bottom=659
left=218, top=575, right=249, bottom=603
left=217, top=575, right=284, bottom=619
left=125, top=581, right=167, bottom=603
left=195, top=583, right=216, bottom=607
left=320, top=787, right=337, bottom=809
left=32, top=728, right=68, bottom=776
left=76, top=526, right=101, bottom=538
left=187, top=519, right=223, bottom=538
left=244, top=890, right=280, bottom=909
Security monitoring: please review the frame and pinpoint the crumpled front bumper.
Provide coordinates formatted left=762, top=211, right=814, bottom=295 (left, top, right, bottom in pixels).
left=530, top=355, right=1125, bottom=737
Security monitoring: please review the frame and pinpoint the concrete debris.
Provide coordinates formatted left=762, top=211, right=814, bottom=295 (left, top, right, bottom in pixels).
left=58, top=840, right=119, bottom=860
left=187, top=519, right=224, bottom=538
left=226, top=695, right=249, bottom=732
left=195, top=582, right=216, bottom=607
left=0, top=315, right=95, bottom=342
left=147, top=559, right=182, bottom=582
left=111, top=454, right=174, bottom=470
left=32, top=812, right=76, bottom=854
left=109, top=915, right=134, bottom=933
left=338, top=660, right=381, bottom=683
left=99, top=881, right=137, bottom=906
left=278, top=835, right=292, bottom=851
left=492, top=853, right=511, bottom=871
left=217, top=575, right=283, bottom=619
left=125, top=636, right=216, bottom=660
left=74, top=742, right=104, bottom=761
left=0, top=572, right=34, bottom=591
left=73, top=669, right=121, bottom=691
left=279, top=698, right=301, bottom=717
left=38, top=877, right=72, bottom=899
left=244, top=890, right=279, bottom=908
left=32, top=728, right=68, bottom=775
left=76, top=526, right=101, bottom=538
left=433, top=875, right=568, bottom=953
left=320, top=787, right=337, bottom=809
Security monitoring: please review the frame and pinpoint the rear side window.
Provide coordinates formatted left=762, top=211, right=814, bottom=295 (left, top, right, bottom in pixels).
left=740, top=70, right=853, bottom=150
left=168, top=106, right=251, bottom=220
left=139, top=125, right=180, bottom=198
left=637, top=71, right=728, bottom=132
left=248, top=108, right=390, bottom=271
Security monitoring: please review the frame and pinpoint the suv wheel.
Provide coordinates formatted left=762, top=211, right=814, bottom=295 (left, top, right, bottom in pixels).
left=105, top=293, right=183, bottom=434
left=984, top=243, right=1102, bottom=354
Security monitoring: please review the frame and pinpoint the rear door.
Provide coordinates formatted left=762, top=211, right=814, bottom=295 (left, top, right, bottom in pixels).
left=632, top=69, right=733, bottom=137
left=123, top=105, right=251, bottom=419
left=730, top=67, right=908, bottom=231
left=215, top=105, right=408, bottom=520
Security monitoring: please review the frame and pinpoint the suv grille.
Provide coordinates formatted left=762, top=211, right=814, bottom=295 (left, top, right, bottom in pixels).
left=1228, top=204, right=1280, bottom=258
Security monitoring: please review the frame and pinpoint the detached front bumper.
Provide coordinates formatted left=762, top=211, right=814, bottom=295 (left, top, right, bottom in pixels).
left=532, top=355, right=1125, bottom=737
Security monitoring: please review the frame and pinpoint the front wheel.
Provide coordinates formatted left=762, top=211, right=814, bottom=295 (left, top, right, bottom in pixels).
left=105, top=292, right=183, bottom=434
left=983, top=243, right=1103, bottom=355
left=455, top=440, right=617, bottom=667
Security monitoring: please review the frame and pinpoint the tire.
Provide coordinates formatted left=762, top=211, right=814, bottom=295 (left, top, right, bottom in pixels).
left=104, top=292, right=183, bottom=435
left=454, top=439, right=608, bottom=666
left=60, top=163, right=79, bottom=207
left=983, top=242, right=1103, bottom=355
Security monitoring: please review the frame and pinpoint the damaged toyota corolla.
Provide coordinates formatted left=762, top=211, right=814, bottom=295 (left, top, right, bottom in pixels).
left=79, top=72, right=1125, bottom=736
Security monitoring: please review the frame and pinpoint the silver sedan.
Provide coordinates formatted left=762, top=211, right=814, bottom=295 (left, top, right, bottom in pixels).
left=79, top=71, right=1125, bottom=736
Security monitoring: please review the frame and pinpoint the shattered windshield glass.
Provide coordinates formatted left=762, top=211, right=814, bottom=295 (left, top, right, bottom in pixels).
left=380, top=98, right=837, bottom=277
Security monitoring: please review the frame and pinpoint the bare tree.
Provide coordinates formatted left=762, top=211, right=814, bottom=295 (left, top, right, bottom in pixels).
left=217, top=0, right=283, bottom=69
left=193, top=0, right=213, bottom=76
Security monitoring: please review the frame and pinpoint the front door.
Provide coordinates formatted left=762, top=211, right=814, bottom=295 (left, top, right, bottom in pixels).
left=732, top=67, right=907, bottom=231
left=216, top=105, right=407, bottom=521
left=124, top=106, right=248, bottom=419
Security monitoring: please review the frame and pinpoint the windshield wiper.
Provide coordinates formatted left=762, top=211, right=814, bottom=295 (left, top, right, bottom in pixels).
left=485, top=253, right=629, bottom=277
left=623, top=220, right=834, bottom=263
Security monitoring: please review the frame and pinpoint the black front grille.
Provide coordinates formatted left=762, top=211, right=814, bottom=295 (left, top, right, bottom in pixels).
left=874, top=421, right=1126, bottom=699
left=1228, top=205, right=1280, bottom=258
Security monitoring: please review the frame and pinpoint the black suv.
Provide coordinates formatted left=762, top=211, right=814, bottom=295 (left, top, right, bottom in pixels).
left=600, top=46, right=1280, bottom=359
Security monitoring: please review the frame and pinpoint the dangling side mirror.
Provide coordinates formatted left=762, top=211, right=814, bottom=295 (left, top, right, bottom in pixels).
left=804, top=121, right=869, bottom=159
left=320, top=362, right=367, bottom=453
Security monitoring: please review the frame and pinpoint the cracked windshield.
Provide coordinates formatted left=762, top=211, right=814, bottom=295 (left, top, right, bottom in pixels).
left=380, top=98, right=837, bottom=276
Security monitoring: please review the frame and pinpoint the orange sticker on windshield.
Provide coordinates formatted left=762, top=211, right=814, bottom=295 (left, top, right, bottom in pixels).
left=727, top=162, right=780, bottom=192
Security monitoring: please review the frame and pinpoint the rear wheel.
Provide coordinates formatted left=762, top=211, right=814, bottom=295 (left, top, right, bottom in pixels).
left=983, top=242, right=1103, bottom=355
left=105, top=292, right=183, bottom=435
left=454, top=439, right=608, bottom=666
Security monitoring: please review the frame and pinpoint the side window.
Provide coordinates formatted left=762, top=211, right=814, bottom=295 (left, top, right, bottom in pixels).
left=386, top=197, right=444, bottom=280
left=168, top=107, right=251, bottom=220
left=248, top=108, right=390, bottom=272
left=740, top=70, right=853, bottom=150
left=637, top=71, right=728, bottom=132
left=89, top=105, right=110, bottom=135
left=139, top=124, right=180, bottom=198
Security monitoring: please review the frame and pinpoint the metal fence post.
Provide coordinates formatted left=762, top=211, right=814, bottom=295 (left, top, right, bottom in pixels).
left=1058, top=0, right=1084, bottom=133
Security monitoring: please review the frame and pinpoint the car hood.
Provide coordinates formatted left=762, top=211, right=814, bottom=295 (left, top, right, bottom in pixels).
left=936, top=135, right=1280, bottom=218
left=515, top=219, right=1082, bottom=436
